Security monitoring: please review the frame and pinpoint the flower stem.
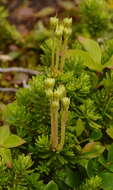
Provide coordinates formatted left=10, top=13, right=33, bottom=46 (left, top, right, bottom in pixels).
left=55, top=38, right=62, bottom=70
left=57, top=109, right=68, bottom=151
left=51, top=37, right=55, bottom=71
left=60, top=39, right=67, bottom=72
left=50, top=104, right=58, bottom=151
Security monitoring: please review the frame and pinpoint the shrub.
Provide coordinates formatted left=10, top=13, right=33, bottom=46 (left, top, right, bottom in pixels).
left=3, top=17, right=113, bottom=190
left=75, top=0, right=111, bottom=38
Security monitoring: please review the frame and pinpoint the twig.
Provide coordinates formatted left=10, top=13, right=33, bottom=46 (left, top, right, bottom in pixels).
left=0, top=67, right=41, bottom=75
left=0, top=87, right=17, bottom=92
left=0, top=67, right=41, bottom=93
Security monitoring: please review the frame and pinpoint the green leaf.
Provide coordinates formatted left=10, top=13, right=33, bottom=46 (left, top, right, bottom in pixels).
left=89, top=120, right=102, bottom=129
left=106, top=145, right=113, bottom=172
left=64, top=167, right=80, bottom=188
left=103, top=55, right=113, bottom=69
left=90, top=129, right=102, bottom=140
left=3, top=135, right=25, bottom=148
left=106, top=126, right=113, bottom=139
left=108, top=144, right=113, bottom=162
left=44, top=181, right=59, bottom=190
left=87, top=159, right=100, bottom=177
left=100, top=172, right=113, bottom=190
left=78, top=159, right=89, bottom=169
left=0, top=147, right=12, bottom=168
left=65, top=49, right=103, bottom=71
left=106, top=163, right=113, bottom=173
left=75, top=119, right=85, bottom=137
left=78, top=37, right=102, bottom=64
left=0, top=125, right=10, bottom=145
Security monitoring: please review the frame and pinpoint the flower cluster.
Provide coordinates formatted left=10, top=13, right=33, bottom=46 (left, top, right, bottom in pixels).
left=50, top=17, right=72, bottom=75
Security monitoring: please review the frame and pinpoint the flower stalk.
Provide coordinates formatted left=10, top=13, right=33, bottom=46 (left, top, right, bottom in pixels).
left=45, top=17, right=71, bottom=151
left=57, top=97, right=70, bottom=151
left=45, top=78, right=70, bottom=151
left=50, top=17, right=72, bottom=76
left=50, top=101, right=59, bottom=151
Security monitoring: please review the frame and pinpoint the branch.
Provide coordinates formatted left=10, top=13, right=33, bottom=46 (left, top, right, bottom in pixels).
left=0, top=87, right=17, bottom=92
left=0, top=67, right=41, bottom=75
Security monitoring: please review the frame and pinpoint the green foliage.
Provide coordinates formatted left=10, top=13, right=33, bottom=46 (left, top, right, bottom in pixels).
left=79, top=175, right=102, bottom=190
left=78, top=0, right=110, bottom=38
left=65, top=37, right=113, bottom=72
left=102, top=39, right=113, bottom=63
left=5, top=75, right=50, bottom=139
left=40, top=39, right=53, bottom=67
left=0, top=154, right=44, bottom=190
left=44, top=180, right=59, bottom=190
left=25, top=21, right=50, bottom=48
left=0, top=125, right=25, bottom=168
left=4, top=20, right=113, bottom=190
left=0, top=6, right=22, bottom=49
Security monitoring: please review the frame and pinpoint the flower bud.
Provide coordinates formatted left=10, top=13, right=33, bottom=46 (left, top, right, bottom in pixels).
left=50, top=17, right=58, bottom=30
left=53, top=89, right=61, bottom=100
left=55, top=25, right=64, bottom=38
left=54, top=85, right=66, bottom=100
left=52, top=101, right=59, bottom=109
left=45, top=78, right=55, bottom=89
left=61, top=97, right=70, bottom=110
left=63, top=27, right=72, bottom=38
left=45, top=89, right=53, bottom=98
left=63, top=18, right=72, bottom=28
left=58, top=85, right=66, bottom=97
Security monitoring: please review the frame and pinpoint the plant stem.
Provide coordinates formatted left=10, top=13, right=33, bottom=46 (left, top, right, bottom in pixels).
left=55, top=48, right=59, bottom=71
left=55, top=38, right=62, bottom=70
left=60, top=39, right=67, bottom=72
left=57, top=109, right=68, bottom=151
left=50, top=104, right=58, bottom=151
left=51, top=37, right=55, bottom=71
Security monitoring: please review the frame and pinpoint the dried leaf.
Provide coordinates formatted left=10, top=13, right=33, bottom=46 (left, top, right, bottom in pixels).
left=82, top=142, right=105, bottom=158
